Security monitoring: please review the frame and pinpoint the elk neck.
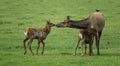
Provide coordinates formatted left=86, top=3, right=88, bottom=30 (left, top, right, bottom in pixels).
left=68, top=18, right=89, bottom=29
left=43, top=24, right=51, bottom=34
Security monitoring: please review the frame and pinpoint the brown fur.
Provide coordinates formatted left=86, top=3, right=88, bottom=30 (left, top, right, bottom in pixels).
left=74, top=29, right=89, bottom=56
left=56, top=10, right=105, bottom=56
left=23, top=21, right=55, bottom=55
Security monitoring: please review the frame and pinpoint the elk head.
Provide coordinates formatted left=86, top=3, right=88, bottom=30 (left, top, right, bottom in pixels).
left=47, top=20, right=55, bottom=27
left=56, top=16, right=72, bottom=28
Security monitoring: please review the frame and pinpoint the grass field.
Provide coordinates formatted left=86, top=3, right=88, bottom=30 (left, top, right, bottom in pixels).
left=0, top=0, right=120, bottom=66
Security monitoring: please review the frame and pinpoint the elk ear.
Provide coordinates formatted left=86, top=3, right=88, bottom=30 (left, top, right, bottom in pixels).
left=47, top=20, right=50, bottom=23
left=67, top=16, right=70, bottom=20
left=96, top=9, right=100, bottom=12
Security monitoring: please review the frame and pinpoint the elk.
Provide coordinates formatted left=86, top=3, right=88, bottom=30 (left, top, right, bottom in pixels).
left=56, top=10, right=105, bottom=56
left=74, top=29, right=89, bottom=56
left=23, top=21, right=55, bottom=55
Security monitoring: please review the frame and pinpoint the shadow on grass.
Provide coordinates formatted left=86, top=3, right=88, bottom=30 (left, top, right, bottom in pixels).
left=60, top=52, right=72, bottom=55
left=18, top=23, right=24, bottom=26
left=59, top=52, right=120, bottom=56
left=101, top=53, right=120, bottom=57
left=0, top=21, right=12, bottom=25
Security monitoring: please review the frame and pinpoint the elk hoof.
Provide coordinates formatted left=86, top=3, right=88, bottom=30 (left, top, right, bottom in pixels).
left=73, top=53, right=76, bottom=56
left=81, top=54, right=84, bottom=56
left=41, top=52, right=44, bottom=55
left=89, top=53, right=94, bottom=56
left=36, top=53, right=38, bottom=55
left=32, top=53, right=34, bottom=56
left=97, top=53, right=100, bottom=55
left=24, top=51, right=27, bottom=55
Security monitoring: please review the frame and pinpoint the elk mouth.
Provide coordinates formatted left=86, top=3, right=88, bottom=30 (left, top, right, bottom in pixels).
left=52, top=24, right=56, bottom=26
left=56, top=24, right=62, bottom=28
left=56, top=26, right=61, bottom=28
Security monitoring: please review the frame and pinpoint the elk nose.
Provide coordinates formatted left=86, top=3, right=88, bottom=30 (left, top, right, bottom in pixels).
left=56, top=24, right=60, bottom=27
left=53, top=24, right=55, bottom=26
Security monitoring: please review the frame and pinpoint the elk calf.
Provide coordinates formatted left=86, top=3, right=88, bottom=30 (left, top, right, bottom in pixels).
left=23, top=21, right=55, bottom=55
left=74, top=29, right=89, bottom=56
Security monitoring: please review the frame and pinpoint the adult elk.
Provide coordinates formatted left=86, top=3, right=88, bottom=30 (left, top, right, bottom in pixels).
left=23, top=21, right=55, bottom=55
left=56, top=10, right=105, bottom=56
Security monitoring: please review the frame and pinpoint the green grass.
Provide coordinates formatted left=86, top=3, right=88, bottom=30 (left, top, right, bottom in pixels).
left=0, top=0, right=120, bottom=66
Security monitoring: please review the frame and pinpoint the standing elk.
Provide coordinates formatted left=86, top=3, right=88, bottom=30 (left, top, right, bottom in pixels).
left=23, top=21, right=55, bottom=55
left=56, top=10, right=105, bottom=56
left=74, top=29, right=90, bottom=56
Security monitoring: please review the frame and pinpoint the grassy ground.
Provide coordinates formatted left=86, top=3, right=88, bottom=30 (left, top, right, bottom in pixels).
left=0, top=0, right=120, bottom=66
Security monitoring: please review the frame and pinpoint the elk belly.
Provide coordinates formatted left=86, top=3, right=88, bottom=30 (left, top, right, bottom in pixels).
left=39, top=32, right=47, bottom=39
left=39, top=32, right=43, bottom=37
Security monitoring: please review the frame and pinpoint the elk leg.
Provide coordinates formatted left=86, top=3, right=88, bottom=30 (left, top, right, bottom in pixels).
left=28, top=38, right=34, bottom=56
left=95, top=33, right=100, bottom=55
left=89, top=42, right=93, bottom=56
left=36, top=40, right=41, bottom=55
left=41, top=41, right=45, bottom=55
left=84, top=35, right=87, bottom=55
left=73, top=37, right=81, bottom=56
left=81, top=40, right=86, bottom=56
left=89, top=35, right=94, bottom=56
left=99, top=31, right=102, bottom=38
left=23, top=37, right=29, bottom=55
left=85, top=43, right=87, bottom=54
